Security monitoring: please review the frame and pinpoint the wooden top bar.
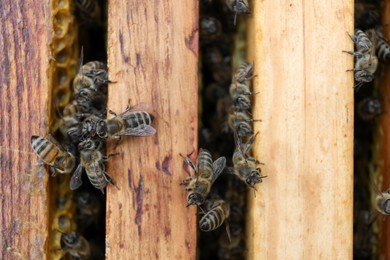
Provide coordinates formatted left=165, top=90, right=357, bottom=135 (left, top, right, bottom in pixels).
left=246, top=0, right=354, bottom=259
left=106, top=1, right=198, bottom=259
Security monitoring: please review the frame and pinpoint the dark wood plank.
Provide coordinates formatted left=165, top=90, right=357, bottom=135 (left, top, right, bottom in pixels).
left=0, top=1, right=52, bottom=258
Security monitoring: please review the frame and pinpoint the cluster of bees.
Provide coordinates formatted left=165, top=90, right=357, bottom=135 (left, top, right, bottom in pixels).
left=182, top=63, right=264, bottom=228
left=30, top=0, right=158, bottom=258
left=31, top=57, right=156, bottom=257
left=352, top=0, right=390, bottom=258
left=196, top=0, right=264, bottom=258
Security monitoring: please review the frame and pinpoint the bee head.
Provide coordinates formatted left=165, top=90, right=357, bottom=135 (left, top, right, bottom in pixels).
left=233, top=0, right=250, bottom=14
left=187, top=193, right=205, bottom=207
left=245, top=169, right=265, bottom=187
left=60, top=231, right=79, bottom=248
left=383, top=199, right=390, bottom=215
left=96, top=120, right=107, bottom=138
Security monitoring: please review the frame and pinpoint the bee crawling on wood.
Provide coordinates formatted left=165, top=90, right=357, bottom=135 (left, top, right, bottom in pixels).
left=343, top=29, right=378, bottom=89
left=233, top=62, right=254, bottom=83
left=70, top=139, right=118, bottom=194
left=80, top=103, right=156, bottom=141
left=227, top=131, right=266, bottom=189
left=30, top=135, right=76, bottom=175
left=228, top=109, right=260, bottom=138
left=180, top=149, right=226, bottom=207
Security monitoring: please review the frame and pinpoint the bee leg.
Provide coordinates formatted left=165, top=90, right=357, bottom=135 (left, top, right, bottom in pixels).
left=198, top=205, right=206, bottom=214
left=102, top=153, right=120, bottom=161
left=104, top=172, right=120, bottom=190
left=49, top=166, right=58, bottom=176
left=225, top=221, right=232, bottom=243
left=114, top=136, right=122, bottom=145
left=179, top=153, right=197, bottom=175
left=255, top=160, right=265, bottom=165
left=181, top=177, right=192, bottom=185
left=108, top=110, right=117, bottom=117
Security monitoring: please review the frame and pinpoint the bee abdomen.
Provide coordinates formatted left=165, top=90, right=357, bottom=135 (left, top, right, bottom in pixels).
left=198, top=150, right=213, bottom=176
left=377, top=39, right=390, bottom=62
left=31, top=136, right=59, bottom=164
left=124, top=112, right=153, bottom=128
left=199, top=207, right=225, bottom=232
left=86, top=170, right=106, bottom=190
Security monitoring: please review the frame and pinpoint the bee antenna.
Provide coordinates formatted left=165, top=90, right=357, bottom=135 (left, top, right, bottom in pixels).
left=370, top=178, right=384, bottom=198
left=367, top=211, right=379, bottom=226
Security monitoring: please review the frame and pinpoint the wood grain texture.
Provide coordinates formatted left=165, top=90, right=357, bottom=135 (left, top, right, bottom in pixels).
left=378, top=1, right=390, bottom=258
left=0, top=0, right=52, bottom=259
left=246, top=0, right=354, bottom=259
left=106, top=1, right=198, bottom=259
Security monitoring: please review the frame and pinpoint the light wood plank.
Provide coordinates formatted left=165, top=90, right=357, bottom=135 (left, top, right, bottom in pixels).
left=246, top=0, right=354, bottom=259
left=0, top=1, right=52, bottom=259
left=106, top=0, right=198, bottom=259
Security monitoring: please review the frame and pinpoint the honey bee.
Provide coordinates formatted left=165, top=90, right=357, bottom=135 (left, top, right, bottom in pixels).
left=75, top=0, right=101, bottom=25
left=233, top=63, right=254, bottom=83
left=228, top=109, right=259, bottom=138
left=74, top=191, right=101, bottom=231
left=60, top=231, right=91, bottom=259
left=225, top=0, right=250, bottom=25
left=200, top=17, right=222, bottom=41
left=344, top=30, right=378, bottom=89
left=199, top=199, right=230, bottom=234
left=58, top=115, right=83, bottom=143
left=357, top=96, right=382, bottom=120
left=77, top=88, right=107, bottom=113
left=73, top=60, right=110, bottom=95
left=70, top=139, right=117, bottom=193
left=230, top=131, right=266, bottom=188
left=96, top=104, right=156, bottom=139
left=375, top=189, right=390, bottom=216
left=31, top=135, right=76, bottom=175
left=229, top=82, right=257, bottom=111
left=181, top=149, right=226, bottom=206
left=63, top=98, right=93, bottom=118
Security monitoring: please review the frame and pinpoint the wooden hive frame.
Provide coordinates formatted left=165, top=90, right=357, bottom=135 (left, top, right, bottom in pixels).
left=0, top=0, right=357, bottom=259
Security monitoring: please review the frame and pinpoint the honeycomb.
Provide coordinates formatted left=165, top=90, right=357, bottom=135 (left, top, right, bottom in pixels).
left=47, top=0, right=79, bottom=258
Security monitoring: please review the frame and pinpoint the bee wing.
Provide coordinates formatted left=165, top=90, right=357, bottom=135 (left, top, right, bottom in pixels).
left=211, top=156, right=226, bottom=185
left=70, top=164, right=84, bottom=190
left=233, top=128, right=245, bottom=158
left=122, top=125, right=157, bottom=136
left=76, top=46, right=84, bottom=75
